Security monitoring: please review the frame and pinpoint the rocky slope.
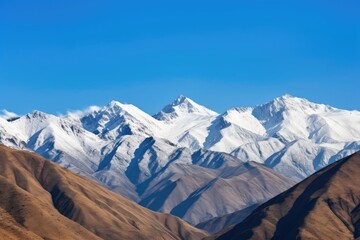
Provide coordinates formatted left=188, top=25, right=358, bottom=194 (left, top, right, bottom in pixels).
left=210, top=151, right=360, bottom=240
left=0, top=145, right=206, bottom=240
left=196, top=203, right=260, bottom=234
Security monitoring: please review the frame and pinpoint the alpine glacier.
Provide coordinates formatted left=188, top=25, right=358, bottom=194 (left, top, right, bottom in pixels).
left=0, top=94, right=359, bottom=224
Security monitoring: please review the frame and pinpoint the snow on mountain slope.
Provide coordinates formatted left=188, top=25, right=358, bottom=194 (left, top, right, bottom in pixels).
left=0, top=118, right=26, bottom=148
left=0, top=109, right=295, bottom=225
left=154, top=96, right=217, bottom=150
left=204, top=115, right=265, bottom=153
left=80, top=101, right=166, bottom=140
left=0, top=94, right=359, bottom=225
left=251, top=94, right=359, bottom=143
left=138, top=149, right=294, bottom=224
left=89, top=135, right=182, bottom=201
left=329, top=141, right=360, bottom=163
left=263, top=139, right=341, bottom=180
left=307, top=110, right=360, bottom=143
left=219, top=107, right=266, bottom=136
left=231, top=138, right=285, bottom=163
left=4, top=111, right=104, bottom=174
left=154, top=95, right=217, bottom=121
left=87, top=135, right=293, bottom=225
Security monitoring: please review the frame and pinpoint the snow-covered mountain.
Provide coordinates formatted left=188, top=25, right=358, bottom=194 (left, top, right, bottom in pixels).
left=0, top=94, right=359, bottom=224
left=154, top=95, right=218, bottom=150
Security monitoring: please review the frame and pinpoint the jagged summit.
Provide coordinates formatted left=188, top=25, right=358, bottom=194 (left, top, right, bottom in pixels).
left=80, top=99, right=164, bottom=140
left=171, top=95, right=189, bottom=106
left=251, top=94, right=337, bottom=133
left=262, top=94, right=335, bottom=112
left=27, top=110, right=48, bottom=118
left=274, top=94, right=310, bottom=105
left=103, top=100, right=138, bottom=116
left=107, top=99, right=123, bottom=107
left=154, top=95, right=217, bottom=121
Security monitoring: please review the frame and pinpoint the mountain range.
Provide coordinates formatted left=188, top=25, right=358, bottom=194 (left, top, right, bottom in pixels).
left=1, top=94, right=359, bottom=225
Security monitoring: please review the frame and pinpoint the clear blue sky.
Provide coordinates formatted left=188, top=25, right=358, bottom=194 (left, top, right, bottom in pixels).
left=0, top=0, right=359, bottom=114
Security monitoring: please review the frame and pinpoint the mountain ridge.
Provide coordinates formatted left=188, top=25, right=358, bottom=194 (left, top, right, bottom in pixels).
left=0, top=94, right=359, bottom=225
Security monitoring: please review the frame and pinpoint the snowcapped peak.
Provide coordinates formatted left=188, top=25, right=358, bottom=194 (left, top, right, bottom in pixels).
left=26, top=110, right=49, bottom=119
left=254, top=94, right=317, bottom=114
left=103, top=101, right=148, bottom=118
left=80, top=100, right=163, bottom=140
left=154, top=95, right=217, bottom=121
left=107, top=100, right=123, bottom=108
left=273, top=94, right=303, bottom=104
left=94, top=101, right=136, bottom=117
left=104, top=100, right=125, bottom=112
left=270, top=94, right=335, bottom=113
left=165, top=95, right=199, bottom=109
left=172, top=95, right=191, bottom=105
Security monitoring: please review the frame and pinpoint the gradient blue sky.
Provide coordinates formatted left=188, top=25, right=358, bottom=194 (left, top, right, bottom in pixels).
left=0, top=0, right=359, bottom=115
